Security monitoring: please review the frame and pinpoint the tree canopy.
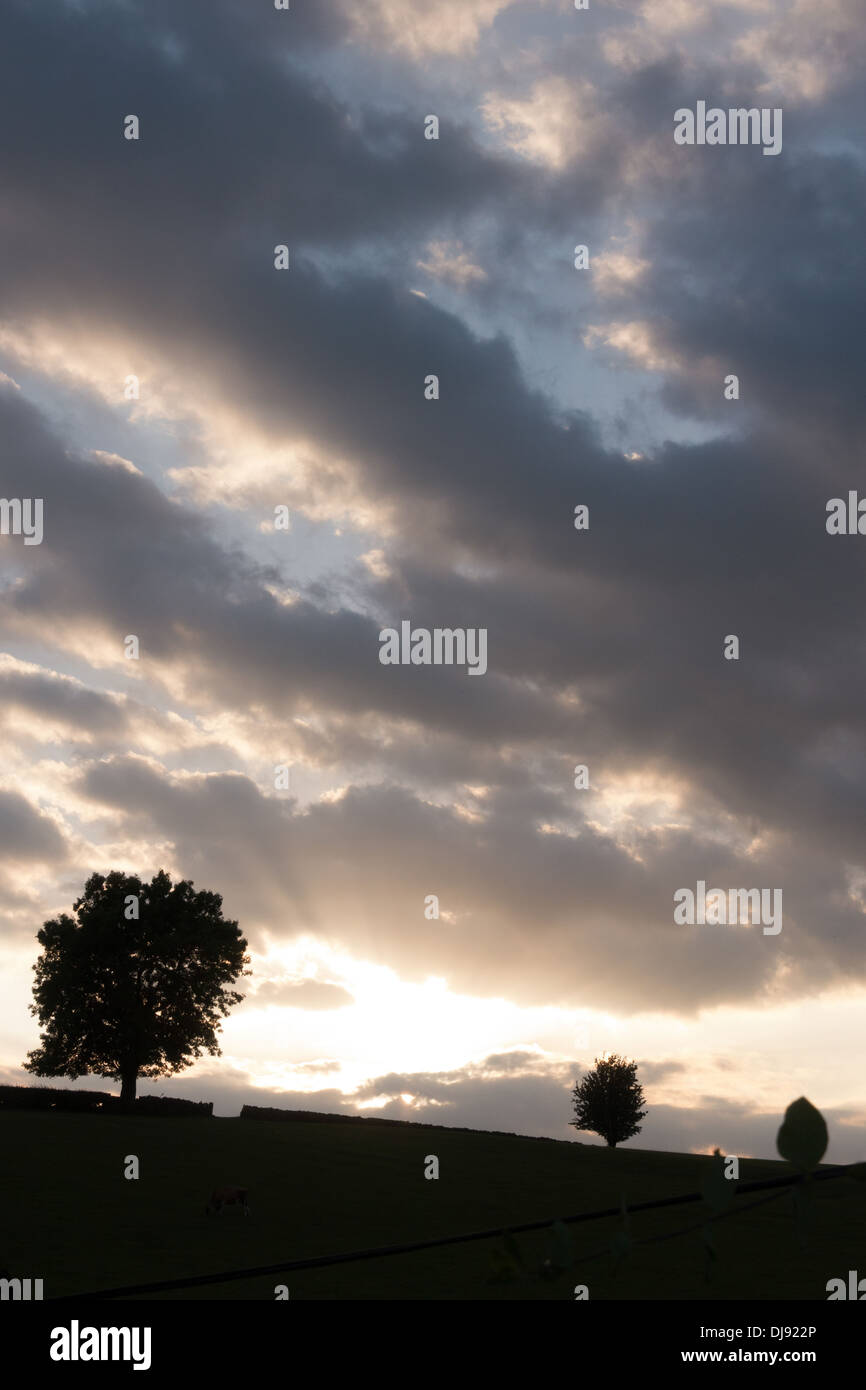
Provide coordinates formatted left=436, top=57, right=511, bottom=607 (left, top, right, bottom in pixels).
left=570, top=1053, right=647, bottom=1148
left=23, top=869, right=249, bottom=1103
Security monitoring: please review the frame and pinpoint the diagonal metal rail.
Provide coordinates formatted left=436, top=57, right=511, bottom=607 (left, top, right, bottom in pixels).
left=47, top=1162, right=860, bottom=1300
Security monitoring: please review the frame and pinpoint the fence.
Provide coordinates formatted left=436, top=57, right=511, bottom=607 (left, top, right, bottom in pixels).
left=47, top=1161, right=860, bottom=1300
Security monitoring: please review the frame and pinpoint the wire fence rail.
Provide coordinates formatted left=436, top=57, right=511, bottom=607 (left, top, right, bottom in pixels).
left=47, top=1161, right=861, bottom=1300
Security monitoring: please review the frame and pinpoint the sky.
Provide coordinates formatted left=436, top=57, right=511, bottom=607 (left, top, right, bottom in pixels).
left=0, top=0, right=864, bottom=1161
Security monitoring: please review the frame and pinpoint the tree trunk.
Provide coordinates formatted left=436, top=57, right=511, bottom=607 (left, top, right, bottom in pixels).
left=607, top=1139, right=616, bottom=1147
left=120, top=1070, right=137, bottom=1107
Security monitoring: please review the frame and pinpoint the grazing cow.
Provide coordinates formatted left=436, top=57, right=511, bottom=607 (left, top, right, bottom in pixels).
left=205, top=1186, right=250, bottom=1217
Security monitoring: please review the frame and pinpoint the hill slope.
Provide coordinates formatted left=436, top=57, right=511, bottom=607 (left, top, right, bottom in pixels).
left=1, top=1112, right=861, bottom=1300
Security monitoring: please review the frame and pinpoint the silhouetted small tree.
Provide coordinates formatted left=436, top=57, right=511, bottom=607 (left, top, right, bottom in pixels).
left=24, top=870, right=249, bottom=1105
left=570, top=1054, right=647, bottom=1148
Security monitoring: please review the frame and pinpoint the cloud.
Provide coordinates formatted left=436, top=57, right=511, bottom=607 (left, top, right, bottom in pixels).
left=2, top=120, right=866, bottom=1019
left=0, top=657, right=129, bottom=742
left=583, top=318, right=682, bottom=372
left=416, top=241, right=488, bottom=288
left=638, top=1059, right=687, bottom=1084
left=734, top=0, right=866, bottom=103
left=252, top=979, right=355, bottom=1010
left=591, top=249, right=651, bottom=296
left=343, top=0, right=522, bottom=58
left=345, top=1059, right=866, bottom=1162
left=601, top=0, right=865, bottom=108
left=480, top=76, right=609, bottom=170
left=0, top=0, right=864, bottom=1143
left=479, top=1049, right=550, bottom=1072
left=61, top=741, right=866, bottom=1016
left=0, top=790, right=68, bottom=865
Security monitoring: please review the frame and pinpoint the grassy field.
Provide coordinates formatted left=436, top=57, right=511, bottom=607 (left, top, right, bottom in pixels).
left=1, top=1111, right=862, bottom=1300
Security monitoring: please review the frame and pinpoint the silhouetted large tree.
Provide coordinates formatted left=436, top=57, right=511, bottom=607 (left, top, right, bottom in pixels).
left=570, top=1054, right=647, bottom=1148
left=24, top=870, right=249, bottom=1104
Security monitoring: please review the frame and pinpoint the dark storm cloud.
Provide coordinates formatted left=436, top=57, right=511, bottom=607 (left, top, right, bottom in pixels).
left=0, top=790, right=67, bottom=865
left=360, top=1074, right=576, bottom=1140
left=0, top=387, right=261, bottom=634
left=2, top=0, right=863, bottom=494
left=0, top=0, right=557, bottom=294
left=70, top=757, right=866, bottom=1012
left=0, top=663, right=128, bottom=739
left=520, top=31, right=866, bottom=442
left=0, top=661, right=242, bottom=767
left=610, top=147, right=866, bottom=441
left=5, top=286, right=865, bottom=898
left=3, top=0, right=862, bottom=647
left=0, top=385, right=560, bottom=748
left=1, top=0, right=865, bottom=1029
left=383, top=518, right=866, bottom=873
